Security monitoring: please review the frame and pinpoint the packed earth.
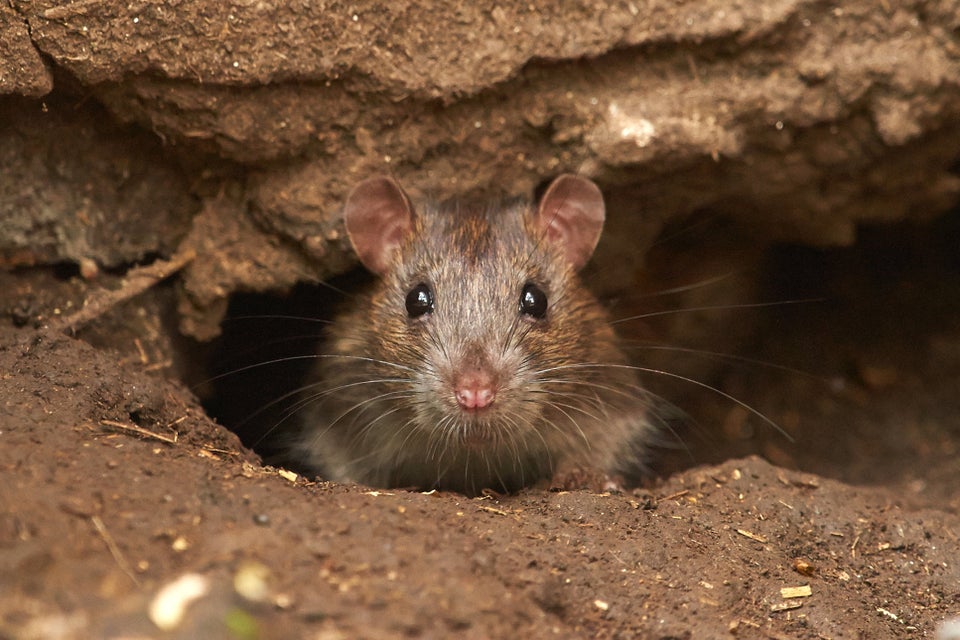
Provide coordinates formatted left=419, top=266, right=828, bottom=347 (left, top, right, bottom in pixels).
left=2, top=0, right=960, bottom=638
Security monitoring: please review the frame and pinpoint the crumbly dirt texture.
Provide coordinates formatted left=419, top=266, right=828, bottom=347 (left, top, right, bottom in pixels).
left=2, top=289, right=959, bottom=639
left=2, top=0, right=960, bottom=638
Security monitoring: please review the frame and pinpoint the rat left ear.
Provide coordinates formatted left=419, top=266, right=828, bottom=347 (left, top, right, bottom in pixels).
left=534, top=174, right=605, bottom=271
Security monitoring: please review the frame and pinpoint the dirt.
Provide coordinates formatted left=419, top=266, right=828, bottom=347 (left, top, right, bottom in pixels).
left=2, top=0, right=960, bottom=638
left=2, top=213, right=960, bottom=639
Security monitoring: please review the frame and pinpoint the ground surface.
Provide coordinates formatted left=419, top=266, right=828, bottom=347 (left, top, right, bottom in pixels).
left=2, top=217, right=959, bottom=640
left=2, top=1, right=960, bottom=638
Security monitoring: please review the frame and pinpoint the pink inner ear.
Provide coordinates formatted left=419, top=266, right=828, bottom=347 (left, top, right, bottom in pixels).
left=535, top=174, right=606, bottom=271
left=343, top=176, right=414, bottom=276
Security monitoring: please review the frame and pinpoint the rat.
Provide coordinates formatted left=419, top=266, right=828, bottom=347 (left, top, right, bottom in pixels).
left=295, top=174, right=652, bottom=495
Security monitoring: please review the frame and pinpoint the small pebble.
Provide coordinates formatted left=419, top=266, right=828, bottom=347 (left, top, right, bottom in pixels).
left=148, top=573, right=210, bottom=631
left=234, top=561, right=271, bottom=603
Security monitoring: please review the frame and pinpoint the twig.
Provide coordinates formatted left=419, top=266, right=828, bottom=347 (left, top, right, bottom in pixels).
left=657, top=489, right=690, bottom=503
left=165, top=416, right=188, bottom=429
left=200, top=447, right=240, bottom=456
left=91, top=515, right=140, bottom=586
left=100, top=419, right=178, bottom=444
left=50, top=248, right=196, bottom=334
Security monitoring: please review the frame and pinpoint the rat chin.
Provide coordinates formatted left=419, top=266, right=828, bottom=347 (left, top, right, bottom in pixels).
left=451, top=420, right=510, bottom=450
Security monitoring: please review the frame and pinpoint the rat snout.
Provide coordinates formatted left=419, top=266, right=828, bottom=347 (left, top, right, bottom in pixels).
left=450, top=342, right=500, bottom=412
left=454, top=369, right=497, bottom=411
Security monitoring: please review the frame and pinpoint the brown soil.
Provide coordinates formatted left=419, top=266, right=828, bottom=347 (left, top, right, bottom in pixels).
left=3, top=0, right=960, bottom=638
left=2, top=216, right=959, bottom=639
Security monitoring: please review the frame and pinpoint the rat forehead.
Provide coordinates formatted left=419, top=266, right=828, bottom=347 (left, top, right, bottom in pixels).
left=408, top=197, right=535, bottom=262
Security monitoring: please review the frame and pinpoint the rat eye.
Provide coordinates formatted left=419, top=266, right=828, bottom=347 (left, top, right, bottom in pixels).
left=405, top=282, right=434, bottom=318
left=519, top=282, right=548, bottom=319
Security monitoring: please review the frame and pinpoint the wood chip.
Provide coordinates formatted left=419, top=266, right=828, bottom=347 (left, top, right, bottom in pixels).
left=277, top=469, right=299, bottom=483
left=780, top=585, right=812, bottom=599
left=736, top=528, right=768, bottom=543
left=770, top=600, right=803, bottom=613
left=729, top=619, right=761, bottom=632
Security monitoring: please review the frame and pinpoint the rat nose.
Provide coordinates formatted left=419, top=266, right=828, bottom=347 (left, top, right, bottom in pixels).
left=454, top=370, right=496, bottom=410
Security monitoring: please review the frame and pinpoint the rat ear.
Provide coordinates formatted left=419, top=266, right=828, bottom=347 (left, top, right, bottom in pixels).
left=343, top=176, right=414, bottom=276
left=534, top=174, right=605, bottom=271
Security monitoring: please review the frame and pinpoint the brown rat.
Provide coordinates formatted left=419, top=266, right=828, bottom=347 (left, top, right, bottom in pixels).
left=295, top=174, right=651, bottom=495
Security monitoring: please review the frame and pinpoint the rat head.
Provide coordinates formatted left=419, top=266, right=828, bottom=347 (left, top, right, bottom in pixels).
left=340, top=174, right=613, bottom=461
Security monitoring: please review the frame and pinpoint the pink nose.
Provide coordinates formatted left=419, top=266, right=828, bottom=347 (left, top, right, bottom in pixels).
left=455, top=372, right=496, bottom=410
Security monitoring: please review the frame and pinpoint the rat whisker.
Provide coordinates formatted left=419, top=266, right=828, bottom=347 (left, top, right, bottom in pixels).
left=214, top=333, right=331, bottom=371
left=201, top=353, right=420, bottom=388
left=305, top=389, right=417, bottom=449
left=524, top=386, right=608, bottom=420
left=535, top=400, right=591, bottom=450
left=288, top=381, right=414, bottom=423
left=540, top=362, right=791, bottom=441
left=352, top=402, right=416, bottom=452
left=623, top=343, right=823, bottom=380
left=242, top=377, right=413, bottom=445
left=529, top=376, right=656, bottom=407
left=630, top=273, right=737, bottom=298
left=223, top=313, right=334, bottom=326
left=610, top=298, right=823, bottom=325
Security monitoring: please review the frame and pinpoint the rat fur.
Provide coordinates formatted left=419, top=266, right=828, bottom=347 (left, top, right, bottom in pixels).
left=295, top=174, right=651, bottom=495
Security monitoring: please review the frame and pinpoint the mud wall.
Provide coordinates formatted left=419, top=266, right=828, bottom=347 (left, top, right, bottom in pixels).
left=2, top=0, right=960, bottom=340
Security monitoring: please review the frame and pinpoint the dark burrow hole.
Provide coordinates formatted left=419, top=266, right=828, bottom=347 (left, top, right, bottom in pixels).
left=198, top=201, right=960, bottom=487
left=200, top=268, right=374, bottom=467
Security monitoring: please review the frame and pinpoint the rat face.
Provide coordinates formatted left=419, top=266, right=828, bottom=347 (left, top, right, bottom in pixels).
left=379, top=198, right=574, bottom=449
left=300, top=175, right=638, bottom=493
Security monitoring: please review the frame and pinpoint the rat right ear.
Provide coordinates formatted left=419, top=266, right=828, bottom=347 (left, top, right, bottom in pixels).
left=343, top=176, right=414, bottom=276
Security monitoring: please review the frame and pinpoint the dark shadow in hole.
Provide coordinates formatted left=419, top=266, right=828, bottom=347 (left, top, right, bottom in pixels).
left=647, top=199, right=960, bottom=480
left=200, top=267, right=372, bottom=465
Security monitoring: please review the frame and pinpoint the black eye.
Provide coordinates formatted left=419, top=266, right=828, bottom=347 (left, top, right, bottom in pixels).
left=405, top=282, right=434, bottom=318
left=519, top=282, right=548, bottom=319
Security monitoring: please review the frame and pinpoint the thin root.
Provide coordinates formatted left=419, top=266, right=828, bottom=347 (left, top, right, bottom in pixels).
left=50, top=248, right=196, bottom=334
